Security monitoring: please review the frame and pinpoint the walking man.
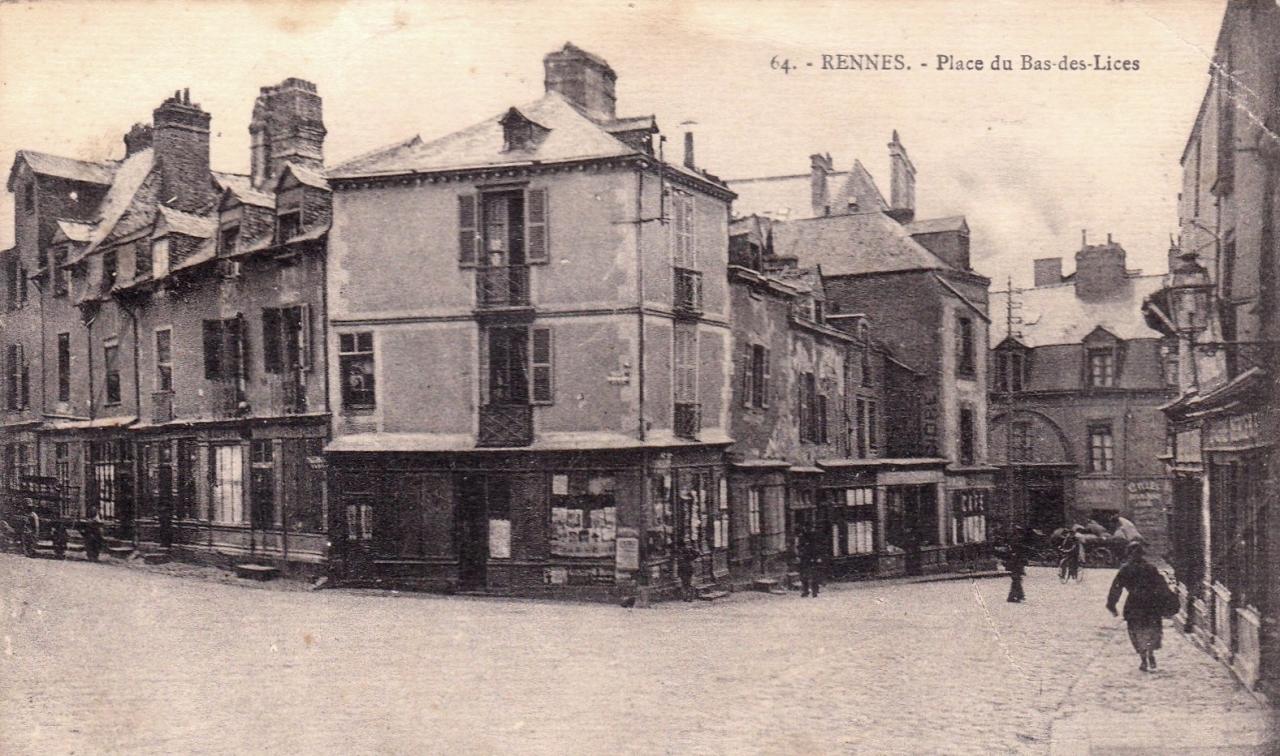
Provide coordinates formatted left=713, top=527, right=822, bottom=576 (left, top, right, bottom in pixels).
left=1006, top=529, right=1033, bottom=603
left=798, top=526, right=823, bottom=598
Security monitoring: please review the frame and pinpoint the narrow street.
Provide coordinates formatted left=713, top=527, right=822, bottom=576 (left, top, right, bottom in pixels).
left=1, top=555, right=1272, bottom=755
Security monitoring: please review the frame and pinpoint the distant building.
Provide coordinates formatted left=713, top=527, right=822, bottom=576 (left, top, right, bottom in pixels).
left=988, top=238, right=1175, bottom=555
left=323, top=44, right=736, bottom=599
left=1141, top=0, right=1280, bottom=699
left=727, top=133, right=996, bottom=576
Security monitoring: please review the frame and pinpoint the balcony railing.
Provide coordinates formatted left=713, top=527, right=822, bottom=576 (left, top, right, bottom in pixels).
left=477, top=403, right=534, bottom=447
left=673, top=267, right=703, bottom=316
left=476, top=265, right=530, bottom=309
left=269, top=373, right=308, bottom=415
left=674, top=402, right=701, bottom=440
left=152, top=391, right=174, bottom=423
left=209, top=381, right=247, bottom=419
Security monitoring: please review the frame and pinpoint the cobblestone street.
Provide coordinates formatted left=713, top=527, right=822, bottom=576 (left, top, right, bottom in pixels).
left=2, top=555, right=1273, bottom=755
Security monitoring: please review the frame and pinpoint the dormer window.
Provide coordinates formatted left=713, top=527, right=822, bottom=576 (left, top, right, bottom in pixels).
left=277, top=210, right=301, bottom=242
left=102, top=250, right=118, bottom=290
left=220, top=224, right=240, bottom=255
left=500, top=108, right=549, bottom=152
left=995, top=346, right=1027, bottom=394
left=1087, top=348, right=1115, bottom=388
left=151, top=238, right=171, bottom=278
left=277, top=188, right=304, bottom=243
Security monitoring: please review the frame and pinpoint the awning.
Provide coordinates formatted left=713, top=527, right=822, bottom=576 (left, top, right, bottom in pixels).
left=327, top=429, right=734, bottom=454
left=44, top=415, right=137, bottom=431
left=730, top=459, right=792, bottom=470
left=789, top=465, right=823, bottom=474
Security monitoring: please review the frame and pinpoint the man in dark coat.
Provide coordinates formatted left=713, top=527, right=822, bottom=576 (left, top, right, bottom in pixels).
left=1005, top=529, right=1034, bottom=603
left=1107, top=540, right=1168, bottom=671
left=797, top=526, right=823, bottom=598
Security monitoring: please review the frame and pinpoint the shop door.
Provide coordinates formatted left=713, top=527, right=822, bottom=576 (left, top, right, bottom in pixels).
left=154, top=446, right=174, bottom=547
left=1027, top=480, right=1065, bottom=535
left=455, top=474, right=490, bottom=590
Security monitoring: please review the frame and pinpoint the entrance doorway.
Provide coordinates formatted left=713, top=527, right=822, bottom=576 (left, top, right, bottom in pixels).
left=455, top=474, right=511, bottom=590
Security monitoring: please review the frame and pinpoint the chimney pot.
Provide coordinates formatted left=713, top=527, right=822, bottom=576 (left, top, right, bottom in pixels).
left=887, top=131, right=916, bottom=224
left=683, top=132, right=695, bottom=170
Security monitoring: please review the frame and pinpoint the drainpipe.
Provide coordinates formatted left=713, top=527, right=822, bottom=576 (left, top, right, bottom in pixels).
left=32, top=274, right=45, bottom=472
left=125, top=301, right=141, bottom=547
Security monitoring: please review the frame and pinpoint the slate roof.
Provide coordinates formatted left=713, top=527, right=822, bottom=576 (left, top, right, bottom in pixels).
left=66, top=149, right=155, bottom=264
left=279, top=163, right=329, bottom=190
left=8, top=150, right=117, bottom=190
left=329, top=92, right=640, bottom=178
left=905, top=215, right=968, bottom=235
left=990, top=274, right=1167, bottom=347
left=769, top=211, right=954, bottom=277
left=212, top=172, right=275, bottom=208
left=155, top=206, right=216, bottom=239
left=54, top=220, right=94, bottom=243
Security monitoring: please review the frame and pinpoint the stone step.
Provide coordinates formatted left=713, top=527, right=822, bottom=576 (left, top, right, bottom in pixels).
left=234, top=563, right=280, bottom=581
left=752, top=577, right=781, bottom=592
left=105, top=545, right=135, bottom=558
left=142, top=551, right=171, bottom=565
left=697, top=589, right=730, bottom=601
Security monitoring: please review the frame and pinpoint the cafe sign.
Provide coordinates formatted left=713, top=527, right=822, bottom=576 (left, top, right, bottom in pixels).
left=1204, top=411, right=1265, bottom=451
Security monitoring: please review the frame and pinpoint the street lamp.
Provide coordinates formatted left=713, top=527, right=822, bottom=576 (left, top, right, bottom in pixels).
left=1167, top=249, right=1213, bottom=336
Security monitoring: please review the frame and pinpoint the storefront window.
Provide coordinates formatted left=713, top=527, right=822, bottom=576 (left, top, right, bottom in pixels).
left=550, top=472, right=616, bottom=557
left=829, top=487, right=876, bottom=556
left=677, top=469, right=713, bottom=549
left=647, top=473, right=673, bottom=557
left=952, top=489, right=988, bottom=544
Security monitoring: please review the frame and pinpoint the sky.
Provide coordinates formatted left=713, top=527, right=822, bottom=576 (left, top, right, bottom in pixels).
left=0, top=0, right=1226, bottom=287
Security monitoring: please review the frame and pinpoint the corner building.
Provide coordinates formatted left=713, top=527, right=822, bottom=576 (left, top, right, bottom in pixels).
left=324, top=44, right=735, bottom=599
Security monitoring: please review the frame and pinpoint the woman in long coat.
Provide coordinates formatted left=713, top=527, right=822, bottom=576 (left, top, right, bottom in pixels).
left=1106, top=541, right=1166, bottom=671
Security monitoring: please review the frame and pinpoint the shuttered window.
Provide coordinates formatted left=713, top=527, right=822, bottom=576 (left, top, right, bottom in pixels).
left=458, top=194, right=479, bottom=266
left=525, top=188, right=548, bottom=263
left=203, top=317, right=245, bottom=382
left=530, top=326, right=554, bottom=404
left=674, top=326, right=698, bottom=403
left=262, top=306, right=311, bottom=374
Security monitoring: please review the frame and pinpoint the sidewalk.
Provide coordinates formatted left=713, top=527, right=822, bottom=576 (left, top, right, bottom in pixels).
left=1048, top=616, right=1277, bottom=755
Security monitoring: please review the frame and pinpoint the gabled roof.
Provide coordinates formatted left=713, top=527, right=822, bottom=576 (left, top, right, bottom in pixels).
left=212, top=171, right=274, bottom=208
left=277, top=162, right=329, bottom=191
left=154, top=206, right=216, bottom=239
left=66, top=148, right=155, bottom=264
left=832, top=160, right=888, bottom=212
left=8, top=150, right=117, bottom=191
left=329, top=92, right=638, bottom=178
left=906, top=215, right=968, bottom=236
left=53, top=219, right=94, bottom=244
left=769, top=211, right=955, bottom=277
left=989, top=274, right=1167, bottom=347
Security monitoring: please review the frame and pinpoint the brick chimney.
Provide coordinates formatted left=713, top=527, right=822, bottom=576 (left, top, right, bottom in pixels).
left=1033, top=257, right=1063, bottom=287
left=543, top=43, right=617, bottom=123
left=1074, top=234, right=1128, bottom=300
left=152, top=89, right=214, bottom=212
left=123, top=123, right=153, bottom=158
left=886, top=130, right=916, bottom=224
left=810, top=153, right=833, bottom=217
left=250, top=78, right=326, bottom=189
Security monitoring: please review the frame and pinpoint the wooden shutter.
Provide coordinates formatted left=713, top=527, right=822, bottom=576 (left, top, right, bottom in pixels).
left=530, top=327, right=554, bottom=404
left=17, top=343, right=27, bottom=408
left=230, top=314, right=247, bottom=382
left=203, top=320, right=221, bottom=379
left=458, top=194, right=479, bottom=267
left=525, top=188, right=548, bottom=263
left=686, top=194, right=697, bottom=270
left=740, top=344, right=752, bottom=408
left=298, top=304, right=312, bottom=371
left=477, top=327, right=489, bottom=406
left=262, top=308, right=282, bottom=374
left=761, top=347, right=771, bottom=408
